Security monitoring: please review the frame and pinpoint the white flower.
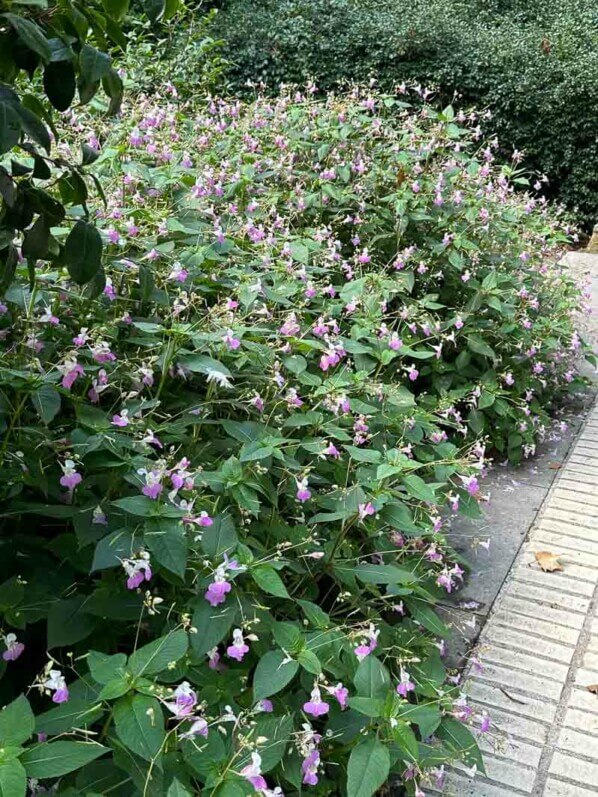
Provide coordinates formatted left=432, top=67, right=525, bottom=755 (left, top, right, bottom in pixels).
left=206, top=369, right=233, bottom=389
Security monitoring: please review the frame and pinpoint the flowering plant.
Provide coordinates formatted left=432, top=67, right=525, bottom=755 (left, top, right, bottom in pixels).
left=0, top=80, right=590, bottom=796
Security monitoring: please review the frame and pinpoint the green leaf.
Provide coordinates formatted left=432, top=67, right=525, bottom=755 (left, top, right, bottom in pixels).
left=468, top=407, right=486, bottom=434
left=239, top=715, right=293, bottom=773
left=167, top=780, right=192, bottom=797
left=353, top=563, right=415, bottom=585
left=252, top=565, right=290, bottom=599
left=297, top=647, right=321, bottom=675
left=347, top=738, right=390, bottom=797
left=91, top=530, right=134, bottom=571
left=112, top=495, right=157, bottom=516
left=0, top=101, right=21, bottom=155
left=145, top=520, right=188, bottom=578
left=79, top=44, right=111, bottom=83
left=390, top=720, right=419, bottom=761
left=347, top=696, right=385, bottom=717
left=0, top=759, right=26, bottom=797
left=127, top=630, right=188, bottom=677
left=436, top=716, right=485, bottom=773
left=344, top=445, right=381, bottom=463
left=64, top=220, right=102, bottom=284
left=47, top=596, right=96, bottom=648
left=102, top=68, right=123, bottom=115
left=113, top=694, right=164, bottom=762
left=144, top=0, right=166, bottom=24
left=22, top=216, right=49, bottom=259
left=467, top=334, right=496, bottom=360
left=402, top=473, right=436, bottom=503
left=191, top=600, right=236, bottom=656
left=30, top=383, right=60, bottom=424
left=35, top=697, right=103, bottom=737
left=102, top=0, right=130, bottom=20
left=201, top=514, right=237, bottom=558
left=4, top=14, right=51, bottom=62
left=405, top=599, right=449, bottom=638
left=253, top=650, right=299, bottom=701
left=0, top=695, right=34, bottom=746
left=98, top=677, right=131, bottom=701
left=43, top=61, right=76, bottom=112
left=353, top=656, right=390, bottom=698
left=87, top=651, right=127, bottom=684
left=21, top=741, right=108, bottom=778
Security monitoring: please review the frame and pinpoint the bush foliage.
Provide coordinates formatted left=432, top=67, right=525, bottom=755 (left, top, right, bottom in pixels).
left=217, top=0, right=598, bottom=229
left=0, top=73, right=590, bottom=796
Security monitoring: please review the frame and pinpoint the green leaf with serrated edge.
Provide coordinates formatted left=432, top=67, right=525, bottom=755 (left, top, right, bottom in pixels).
left=127, top=630, right=188, bottom=677
left=64, top=220, right=102, bottom=284
left=253, top=650, right=299, bottom=701
left=21, top=742, right=108, bottom=778
left=144, top=520, right=187, bottom=578
left=92, top=530, right=134, bottom=571
left=191, top=600, right=236, bottom=656
left=0, top=695, right=34, bottom=746
left=201, top=514, right=237, bottom=557
left=347, top=738, right=390, bottom=797
left=113, top=694, right=164, bottom=762
left=87, top=651, right=127, bottom=684
left=353, top=563, right=416, bottom=585
left=79, top=44, right=111, bottom=83
left=167, top=779, right=193, bottom=797
left=402, top=473, right=436, bottom=502
left=353, top=656, right=390, bottom=698
left=0, top=758, right=26, bottom=797
left=405, top=599, right=450, bottom=638
left=436, top=716, right=485, bottom=773
left=47, top=596, right=96, bottom=648
left=4, top=14, right=51, bottom=62
left=252, top=565, right=290, bottom=598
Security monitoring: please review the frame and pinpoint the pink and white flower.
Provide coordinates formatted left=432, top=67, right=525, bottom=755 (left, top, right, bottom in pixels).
left=303, top=685, right=329, bottom=717
left=227, top=628, right=249, bottom=662
left=2, top=633, right=24, bottom=662
left=122, top=550, right=152, bottom=590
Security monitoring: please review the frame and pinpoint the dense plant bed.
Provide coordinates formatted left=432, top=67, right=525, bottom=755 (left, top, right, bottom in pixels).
left=0, top=84, right=589, bottom=796
left=216, top=0, right=598, bottom=230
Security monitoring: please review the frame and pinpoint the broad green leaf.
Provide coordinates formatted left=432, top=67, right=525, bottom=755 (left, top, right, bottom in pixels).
left=253, top=650, right=299, bottom=701
left=252, top=565, right=290, bottom=599
left=405, top=599, right=449, bottom=638
left=64, top=220, right=102, bottom=284
left=47, top=596, right=96, bottom=648
left=347, top=738, right=390, bottom=797
left=4, top=14, right=51, bottom=62
left=127, top=630, right=188, bottom=677
left=167, top=779, right=193, bottom=797
left=113, top=694, right=165, bottom=762
left=467, top=334, right=496, bottom=360
left=91, top=530, right=134, bottom=571
left=390, top=720, right=419, bottom=761
left=353, top=656, right=390, bottom=698
left=353, top=563, right=415, bottom=585
left=201, top=514, right=238, bottom=557
left=0, top=101, right=21, bottom=155
left=402, top=474, right=436, bottom=503
left=112, top=496, right=157, bottom=516
left=191, top=600, right=236, bottom=656
left=436, top=717, right=485, bottom=773
left=0, top=759, right=26, bottom=797
left=347, top=696, right=385, bottom=717
left=239, top=715, right=293, bottom=773
left=344, top=445, right=381, bottom=463
left=102, top=0, right=130, bottom=20
left=87, top=651, right=127, bottom=684
left=43, top=61, right=76, bottom=111
left=297, top=648, right=322, bottom=675
left=0, top=695, right=34, bottom=746
left=145, top=520, right=188, bottom=578
left=21, top=741, right=108, bottom=778
left=35, top=697, right=103, bottom=737
left=79, top=44, right=111, bottom=83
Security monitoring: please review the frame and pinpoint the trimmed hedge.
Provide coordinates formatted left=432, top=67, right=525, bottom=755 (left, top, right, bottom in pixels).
left=216, top=0, right=598, bottom=229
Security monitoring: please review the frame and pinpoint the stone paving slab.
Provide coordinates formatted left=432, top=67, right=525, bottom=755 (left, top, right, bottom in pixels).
left=429, top=399, right=598, bottom=796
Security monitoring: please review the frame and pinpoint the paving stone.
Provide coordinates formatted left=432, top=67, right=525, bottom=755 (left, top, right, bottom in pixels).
left=557, top=727, right=598, bottom=760
left=465, top=681, right=558, bottom=724
left=472, top=662, right=564, bottom=702
left=476, top=704, right=550, bottom=745
left=478, top=734, right=542, bottom=768
left=511, top=565, right=595, bottom=597
left=549, top=752, right=598, bottom=787
left=479, top=645, right=570, bottom=683
left=431, top=773, right=529, bottom=796
left=481, top=626, right=575, bottom=664
left=569, top=687, right=598, bottom=716
left=544, top=779, right=598, bottom=797
left=582, top=650, right=598, bottom=673
left=490, top=609, right=579, bottom=646
left=505, top=580, right=591, bottom=614
left=498, top=594, right=586, bottom=629
left=533, top=517, right=596, bottom=543
left=562, top=708, right=598, bottom=736
left=467, top=754, right=536, bottom=792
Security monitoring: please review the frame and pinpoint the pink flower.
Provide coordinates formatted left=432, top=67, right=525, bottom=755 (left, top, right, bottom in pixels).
left=223, top=329, right=241, bottom=350
left=207, top=647, right=221, bottom=670
left=354, top=625, right=379, bottom=661
left=257, top=699, right=274, bottom=713
left=454, top=315, right=464, bottom=330
left=59, top=459, right=82, bottom=491
left=61, top=360, right=85, bottom=390
left=407, top=365, right=419, bottom=381
left=388, top=333, right=403, bottom=350
left=301, top=749, right=320, bottom=786
left=140, top=470, right=163, bottom=499
left=296, top=477, right=311, bottom=502
left=205, top=579, right=231, bottom=607
left=123, top=550, right=152, bottom=590
left=323, top=442, right=340, bottom=459
left=396, top=670, right=415, bottom=698
left=164, top=682, right=197, bottom=718
left=227, top=628, right=249, bottom=662
left=280, top=312, right=301, bottom=336
left=112, top=410, right=129, bottom=427
left=42, top=669, right=69, bottom=704
left=241, top=752, right=268, bottom=791
left=461, top=474, right=480, bottom=496
left=358, top=502, right=376, bottom=521
left=303, top=685, right=329, bottom=717
left=180, top=717, right=209, bottom=739
left=326, top=683, right=348, bottom=709
left=2, top=633, right=24, bottom=662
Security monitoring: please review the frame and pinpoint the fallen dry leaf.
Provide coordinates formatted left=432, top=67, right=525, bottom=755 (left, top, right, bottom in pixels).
left=587, top=684, right=598, bottom=695
left=548, top=462, right=561, bottom=470
left=534, top=550, right=563, bottom=572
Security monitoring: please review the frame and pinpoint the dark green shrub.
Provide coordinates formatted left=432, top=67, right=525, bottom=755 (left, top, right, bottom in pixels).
left=217, top=0, right=598, bottom=229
